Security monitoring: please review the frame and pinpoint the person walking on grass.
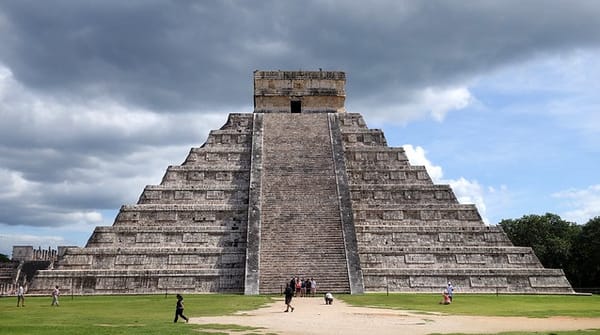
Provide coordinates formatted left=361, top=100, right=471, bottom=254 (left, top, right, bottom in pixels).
left=174, top=294, right=189, bottom=323
left=51, top=286, right=60, bottom=306
left=284, top=283, right=295, bottom=312
left=16, top=285, right=25, bottom=307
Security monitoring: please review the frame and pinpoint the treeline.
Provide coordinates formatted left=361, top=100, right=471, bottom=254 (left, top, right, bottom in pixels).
left=499, top=214, right=600, bottom=290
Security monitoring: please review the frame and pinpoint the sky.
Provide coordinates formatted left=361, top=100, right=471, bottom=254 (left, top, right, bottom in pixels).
left=1, top=1, right=599, bottom=257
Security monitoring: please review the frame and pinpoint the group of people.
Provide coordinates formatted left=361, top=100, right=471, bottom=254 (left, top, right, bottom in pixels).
left=439, top=281, right=454, bottom=305
left=14, top=285, right=60, bottom=307
left=289, top=277, right=317, bottom=297
left=283, top=277, right=335, bottom=312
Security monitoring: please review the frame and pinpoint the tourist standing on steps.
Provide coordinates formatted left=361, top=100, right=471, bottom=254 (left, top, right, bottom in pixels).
left=16, top=285, right=25, bottom=307
left=284, top=283, right=295, bottom=312
left=174, top=294, right=189, bottom=323
left=51, top=286, right=60, bottom=306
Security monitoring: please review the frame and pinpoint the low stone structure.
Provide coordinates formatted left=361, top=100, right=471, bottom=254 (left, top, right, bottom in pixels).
left=28, top=70, right=573, bottom=295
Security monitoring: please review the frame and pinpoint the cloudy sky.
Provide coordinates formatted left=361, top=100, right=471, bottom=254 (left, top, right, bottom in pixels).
left=1, top=1, right=599, bottom=257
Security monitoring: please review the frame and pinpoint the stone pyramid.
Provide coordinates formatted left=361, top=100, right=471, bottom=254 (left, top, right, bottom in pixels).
left=29, top=70, right=573, bottom=295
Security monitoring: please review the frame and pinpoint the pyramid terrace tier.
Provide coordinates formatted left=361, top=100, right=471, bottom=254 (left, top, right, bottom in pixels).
left=53, top=246, right=245, bottom=270
left=355, top=225, right=514, bottom=246
left=139, top=184, right=249, bottom=205
left=343, top=147, right=412, bottom=168
left=180, top=148, right=252, bottom=168
left=29, top=268, right=245, bottom=295
left=349, top=184, right=458, bottom=204
left=362, top=268, right=573, bottom=294
left=200, top=130, right=253, bottom=149
left=86, top=225, right=246, bottom=248
left=160, top=164, right=250, bottom=186
left=358, top=246, right=544, bottom=269
left=347, top=166, right=433, bottom=185
left=352, top=204, right=482, bottom=224
left=341, top=128, right=388, bottom=147
left=113, top=204, right=248, bottom=227
left=338, top=113, right=369, bottom=129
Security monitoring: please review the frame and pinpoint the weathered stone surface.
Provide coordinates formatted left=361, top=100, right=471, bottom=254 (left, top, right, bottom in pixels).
left=28, top=71, right=573, bottom=295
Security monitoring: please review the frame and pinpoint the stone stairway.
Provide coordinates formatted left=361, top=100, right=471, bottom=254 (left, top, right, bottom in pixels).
left=258, top=113, right=350, bottom=293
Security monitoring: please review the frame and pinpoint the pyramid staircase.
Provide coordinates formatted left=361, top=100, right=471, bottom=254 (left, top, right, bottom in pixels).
left=256, top=113, right=351, bottom=293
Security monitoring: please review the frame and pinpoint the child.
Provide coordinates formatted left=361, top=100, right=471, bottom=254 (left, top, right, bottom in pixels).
left=439, top=289, right=451, bottom=305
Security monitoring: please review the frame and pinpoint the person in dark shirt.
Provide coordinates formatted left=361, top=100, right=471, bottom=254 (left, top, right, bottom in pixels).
left=284, top=283, right=295, bottom=312
left=174, top=294, right=189, bottom=323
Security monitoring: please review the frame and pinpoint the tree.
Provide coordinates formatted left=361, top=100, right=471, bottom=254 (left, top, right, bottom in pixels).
left=499, top=213, right=581, bottom=283
left=0, top=253, right=10, bottom=262
left=572, top=216, right=600, bottom=288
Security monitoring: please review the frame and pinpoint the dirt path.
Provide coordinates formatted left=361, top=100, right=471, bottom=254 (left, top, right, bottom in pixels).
left=191, top=297, right=600, bottom=335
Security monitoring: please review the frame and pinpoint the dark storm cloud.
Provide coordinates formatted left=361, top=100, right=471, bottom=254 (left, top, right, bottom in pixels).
left=2, top=1, right=600, bottom=111
left=1, top=0, right=600, bottom=233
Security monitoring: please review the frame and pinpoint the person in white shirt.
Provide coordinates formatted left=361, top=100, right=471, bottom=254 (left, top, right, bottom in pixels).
left=324, top=292, right=334, bottom=305
left=16, top=285, right=25, bottom=307
left=51, top=286, right=60, bottom=306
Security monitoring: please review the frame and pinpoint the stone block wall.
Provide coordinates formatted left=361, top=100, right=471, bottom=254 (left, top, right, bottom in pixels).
left=337, top=112, right=573, bottom=294
left=29, top=114, right=254, bottom=294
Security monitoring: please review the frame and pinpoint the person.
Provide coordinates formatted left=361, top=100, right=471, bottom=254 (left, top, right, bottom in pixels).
left=305, top=278, right=312, bottom=297
left=284, top=283, right=295, bottom=312
left=324, top=292, right=334, bottom=305
left=16, top=285, right=25, bottom=307
left=295, top=278, right=302, bottom=297
left=174, top=294, right=189, bottom=323
left=439, top=289, right=451, bottom=305
left=447, top=281, right=454, bottom=302
left=51, top=286, right=60, bottom=306
left=311, top=278, right=317, bottom=296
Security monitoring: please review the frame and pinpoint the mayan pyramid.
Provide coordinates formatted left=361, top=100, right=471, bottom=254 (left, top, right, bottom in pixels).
left=29, top=70, right=573, bottom=295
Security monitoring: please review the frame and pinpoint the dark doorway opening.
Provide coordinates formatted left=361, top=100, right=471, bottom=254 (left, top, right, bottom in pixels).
left=291, top=101, right=301, bottom=113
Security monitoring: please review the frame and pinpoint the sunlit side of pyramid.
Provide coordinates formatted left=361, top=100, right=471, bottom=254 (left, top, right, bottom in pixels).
left=29, top=71, right=573, bottom=295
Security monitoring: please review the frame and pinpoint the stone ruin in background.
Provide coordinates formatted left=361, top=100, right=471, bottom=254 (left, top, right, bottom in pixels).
left=26, top=70, right=573, bottom=295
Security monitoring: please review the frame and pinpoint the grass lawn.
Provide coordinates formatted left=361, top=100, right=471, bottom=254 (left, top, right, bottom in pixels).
left=0, top=294, right=272, bottom=335
left=2, top=293, right=599, bottom=335
left=340, top=293, right=600, bottom=318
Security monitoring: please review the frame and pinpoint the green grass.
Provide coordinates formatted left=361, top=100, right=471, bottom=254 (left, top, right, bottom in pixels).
left=2, top=293, right=600, bottom=334
left=0, top=294, right=272, bottom=335
left=339, top=293, right=600, bottom=318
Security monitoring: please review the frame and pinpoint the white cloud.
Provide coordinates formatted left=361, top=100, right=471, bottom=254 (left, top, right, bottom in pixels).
left=403, top=144, right=489, bottom=223
left=552, top=184, right=600, bottom=224
left=0, top=169, right=34, bottom=199
left=421, top=87, right=473, bottom=122
left=351, top=85, right=473, bottom=125
left=402, top=144, right=443, bottom=181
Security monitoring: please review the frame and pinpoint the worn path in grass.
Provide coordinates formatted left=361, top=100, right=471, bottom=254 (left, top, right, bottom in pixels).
left=191, top=297, right=600, bottom=335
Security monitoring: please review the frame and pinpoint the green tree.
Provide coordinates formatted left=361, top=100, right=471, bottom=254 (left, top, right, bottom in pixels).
left=572, top=216, right=600, bottom=288
left=0, top=253, right=10, bottom=262
left=499, top=213, right=581, bottom=283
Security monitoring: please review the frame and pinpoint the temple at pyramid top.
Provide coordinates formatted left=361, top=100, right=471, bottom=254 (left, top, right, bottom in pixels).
left=253, top=70, right=346, bottom=113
